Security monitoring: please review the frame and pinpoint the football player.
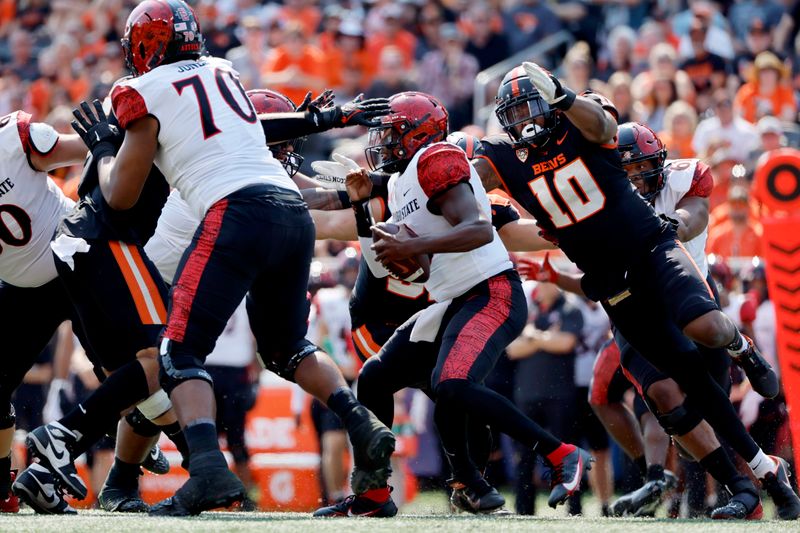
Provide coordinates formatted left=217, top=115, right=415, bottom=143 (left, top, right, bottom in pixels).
left=313, top=92, right=590, bottom=518
left=488, top=89, right=795, bottom=519
left=96, top=0, right=394, bottom=516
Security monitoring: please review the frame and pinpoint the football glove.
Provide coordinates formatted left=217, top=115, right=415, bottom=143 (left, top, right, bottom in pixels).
left=296, top=89, right=335, bottom=112
left=310, top=153, right=362, bottom=191
left=71, top=99, right=123, bottom=156
left=311, top=94, right=391, bottom=129
left=522, top=61, right=576, bottom=111
left=516, top=252, right=559, bottom=283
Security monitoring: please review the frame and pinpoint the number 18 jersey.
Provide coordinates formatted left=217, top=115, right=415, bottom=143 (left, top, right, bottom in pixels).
left=479, top=117, right=666, bottom=276
left=110, top=56, right=297, bottom=219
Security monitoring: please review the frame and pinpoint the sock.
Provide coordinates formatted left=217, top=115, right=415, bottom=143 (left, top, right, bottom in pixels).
left=700, top=447, right=742, bottom=487
left=546, top=443, right=576, bottom=465
left=647, top=464, right=665, bottom=482
left=60, top=360, right=150, bottom=445
left=106, top=457, right=142, bottom=489
left=163, top=421, right=190, bottom=466
left=361, top=486, right=390, bottom=502
left=327, top=387, right=359, bottom=423
left=184, top=420, right=227, bottom=474
left=634, top=456, right=648, bottom=480
left=748, top=449, right=777, bottom=479
left=726, top=331, right=749, bottom=357
left=0, top=453, right=10, bottom=494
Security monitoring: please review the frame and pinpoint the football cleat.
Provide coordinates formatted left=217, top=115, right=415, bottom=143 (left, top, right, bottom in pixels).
left=148, top=466, right=245, bottom=517
left=98, top=481, right=149, bottom=513
left=761, top=456, right=800, bottom=520
left=0, top=470, right=18, bottom=513
left=12, top=463, right=76, bottom=515
left=346, top=406, right=396, bottom=494
left=313, top=491, right=398, bottom=517
left=547, top=447, right=593, bottom=509
left=141, top=444, right=170, bottom=476
left=450, top=485, right=506, bottom=514
left=711, top=490, right=762, bottom=520
left=610, top=478, right=669, bottom=517
left=732, top=335, right=779, bottom=399
left=26, top=422, right=87, bottom=499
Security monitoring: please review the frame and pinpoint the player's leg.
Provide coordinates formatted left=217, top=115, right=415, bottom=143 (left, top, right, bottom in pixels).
left=577, top=387, right=612, bottom=516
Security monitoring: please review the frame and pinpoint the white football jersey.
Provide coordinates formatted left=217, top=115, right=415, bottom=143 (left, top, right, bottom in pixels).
left=110, top=56, right=297, bottom=219
left=144, top=189, right=199, bottom=285
left=654, top=159, right=711, bottom=277
left=0, top=111, right=75, bottom=287
left=387, top=142, right=512, bottom=302
left=205, top=299, right=254, bottom=368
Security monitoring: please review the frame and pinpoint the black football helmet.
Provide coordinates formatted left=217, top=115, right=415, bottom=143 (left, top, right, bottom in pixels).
left=247, top=89, right=305, bottom=177
left=495, top=65, right=559, bottom=148
left=446, top=131, right=484, bottom=159
left=616, top=122, right=667, bottom=202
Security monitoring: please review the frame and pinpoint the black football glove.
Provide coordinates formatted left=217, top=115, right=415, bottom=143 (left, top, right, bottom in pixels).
left=296, top=89, right=335, bottom=112
left=311, top=94, right=391, bottom=129
left=71, top=99, right=124, bottom=157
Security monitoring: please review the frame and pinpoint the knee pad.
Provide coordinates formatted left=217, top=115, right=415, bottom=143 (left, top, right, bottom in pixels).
left=137, top=390, right=172, bottom=420
left=0, top=403, right=14, bottom=430
left=257, top=340, right=318, bottom=382
left=159, top=338, right=214, bottom=394
left=655, top=402, right=704, bottom=436
left=126, top=408, right=162, bottom=438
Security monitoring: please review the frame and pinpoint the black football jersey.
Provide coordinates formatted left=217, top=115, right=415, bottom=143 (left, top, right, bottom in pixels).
left=480, top=118, right=669, bottom=277
left=349, top=196, right=520, bottom=330
left=59, top=153, right=170, bottom=245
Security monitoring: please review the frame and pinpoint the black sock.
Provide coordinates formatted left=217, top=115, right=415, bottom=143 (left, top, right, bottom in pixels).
left=0, top=454, right=10, bottom=494
left=184, top=421, right=226, bottom=474
left=634, top=456, right=648, bottom=480
left=106, top=457, right=141, bottom=489
left=327, top=387, right=359, bottom=423
left=647, top=464, right=665, bottom=482
left=163, top=421, right=190, bottom=467
left=60, top=360, right=150, bottom=445
left=700, top=447, right=744, bottom=487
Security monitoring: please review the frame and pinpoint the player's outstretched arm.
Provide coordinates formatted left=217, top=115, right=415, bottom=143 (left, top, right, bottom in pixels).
left=29, top=134, right=87, bottom=172
left=499, top=219, right=558, bottom=252
left=672, top=195, right=709, bottom=242
left=517, top=253, right=585, bottom=297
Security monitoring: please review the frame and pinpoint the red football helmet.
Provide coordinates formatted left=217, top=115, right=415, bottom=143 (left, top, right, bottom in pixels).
left=122, top=0, right=204, bottom=76
left=246, top=89, right=305, bottom=177
left=616, top=122, right=667, bottom=202
left=365, top=91, right=448, bottom=173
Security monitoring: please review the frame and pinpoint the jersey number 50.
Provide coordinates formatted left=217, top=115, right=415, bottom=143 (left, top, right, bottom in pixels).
left=173, top=68, right=258, bottom=139
left=0, top=204, right=31, bottom=253
left=528, top=158, right=606, bottom=228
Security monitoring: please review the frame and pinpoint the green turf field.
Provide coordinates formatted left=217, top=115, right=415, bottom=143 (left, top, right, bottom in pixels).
left=5, top=492, right=796, bottom=532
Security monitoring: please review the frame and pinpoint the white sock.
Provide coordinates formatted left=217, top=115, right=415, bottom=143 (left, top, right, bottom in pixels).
left=749, top=450, right=777, bottom=479
left=727, top=331, right=749, bottom=358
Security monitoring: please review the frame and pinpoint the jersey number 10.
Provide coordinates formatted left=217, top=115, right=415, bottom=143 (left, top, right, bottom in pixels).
left=527, top=158, right=606, bottom=228
left=173, top=68, right=258, bottom=139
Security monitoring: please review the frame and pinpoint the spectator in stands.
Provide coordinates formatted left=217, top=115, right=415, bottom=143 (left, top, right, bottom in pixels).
left=605, top=72, right=637, bottom=123
left=6, top=28, right=39, bottom=81
left=734, top=18, right=779, bottom=84
left=325, top=19, right=373, bottom=96
left=708, top=185, right=764, bottom=258
left=507, top=282, right=584, bottom=516
left=561, top=41, right=593, bottom=94
left=366, top=4, right=417, bottom=70
left=674, top=2, right=735, bottom=60
left=596, top=25, right=636, bottom=82
left=417, top=23, right=478, bottom=130
left=679, top=15, right=729, bottom=110
left=692, top=89, right=760, bottom=160
left=632, top=43, right=694, bottom=112
left=502, top=0, right=561, bottom=52
left=728, top=0, right=786, bottom=43
left=262, top=21, right=325, bottom=107
left=463, top=2, right=510, bottom=71
left=659, top=100, right=698, bottom=159
left=226, top=16, right=268, bottom=90
left=708, top=149, right=748, bottom=211
left=755, top=116, right=787, bottom=155
left=414, top=1, right=445, bottom=60
left=278, top=0, right=321, bottom=39
left=734, top=51, right=797, bottom=123
left=638, top=76, right=678, bottom=133
left=366, top=45, right=417, bottom=99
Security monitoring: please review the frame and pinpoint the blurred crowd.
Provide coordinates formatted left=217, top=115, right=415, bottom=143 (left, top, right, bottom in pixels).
left=2, top=0, right=797, bottom=516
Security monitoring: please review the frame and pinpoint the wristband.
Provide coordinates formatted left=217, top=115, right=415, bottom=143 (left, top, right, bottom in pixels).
left=552, top=88, right=577, bottom=111
left=352, top=199, right=372, bottom=237
left=337, top=190, right=352, bottom=208
left=92, top=141, right=118, bottom=160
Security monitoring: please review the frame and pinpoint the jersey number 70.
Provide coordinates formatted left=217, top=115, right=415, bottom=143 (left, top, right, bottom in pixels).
left=527, top=158, right=606, bottom=228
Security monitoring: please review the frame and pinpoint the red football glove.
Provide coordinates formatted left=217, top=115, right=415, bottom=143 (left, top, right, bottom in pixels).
left=516, top=252, right=559, bottom=283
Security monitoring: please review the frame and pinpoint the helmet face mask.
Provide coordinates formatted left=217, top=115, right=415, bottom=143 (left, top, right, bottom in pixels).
left=247, top=88, right=306, bottom=176
left=496, top=66, right=559, bottom=148
left=269, top=139, right=305, bottom=177
left=366, top=124, right=406, bottom=173
left=617, top=122, right=667, bottom=202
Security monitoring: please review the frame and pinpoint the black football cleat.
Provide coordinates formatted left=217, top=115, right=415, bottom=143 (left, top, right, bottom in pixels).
left=761, top=456, right=800, bottom=520
left=711, top=490, right=763, bottom=520
left=12, top=464, right=76, bottom=515
left=148, top=467, right=245, bottom=517
left=98, top=482, right=149, bottom=513
left=547, top=447, right=593, bottom=509
left=313, top=492, right=398, bottom=517
left=26, top=422, right=87, bottom=499
left=450, top=485, right=505, bottom=514
left=346, top=406, right=395, bottom=494
left=732, top=336, right=779, bottom=399
left=0, top=470, right=18, bottom=513
left=610, top=478, right=669, bottom=517
left=141, top=444, right=170, bottom=476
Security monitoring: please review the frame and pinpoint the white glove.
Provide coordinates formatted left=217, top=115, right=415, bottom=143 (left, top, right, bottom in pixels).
left=522, top=61, right=576, bottom=110
left=739, top=389, right=764, bottom=429
left=310, top=153, right=363, bottom=190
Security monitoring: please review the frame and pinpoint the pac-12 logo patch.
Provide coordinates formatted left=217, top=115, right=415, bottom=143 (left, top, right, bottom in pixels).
left=516, top=148, right=528, bottom=162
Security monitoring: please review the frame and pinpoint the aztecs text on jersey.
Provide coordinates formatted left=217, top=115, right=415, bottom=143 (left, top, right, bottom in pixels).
left=110, top=56, right=296, bottom=218
left=479, top=117, right=669, bottom=276
left=0, top=111, right=75, bottom=287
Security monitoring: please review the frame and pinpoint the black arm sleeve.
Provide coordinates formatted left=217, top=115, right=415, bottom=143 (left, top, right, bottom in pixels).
left=260, top=112, right=328, bottom=142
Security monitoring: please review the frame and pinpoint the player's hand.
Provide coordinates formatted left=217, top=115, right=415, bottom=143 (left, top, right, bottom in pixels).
left=536, top=223, right=559, bottom=246
left=71, top=99, right=124, bottom=153
left=344, top=158, right=373, bottom=201
left=517, top=252, right=559, bottom=283
left=296, top=89, right=335, bottom=112
left=522, top=61, right=576, bottom=111
left=315, top=94, right=392, bottom=129
left=371, top=223, right=418, bottom=264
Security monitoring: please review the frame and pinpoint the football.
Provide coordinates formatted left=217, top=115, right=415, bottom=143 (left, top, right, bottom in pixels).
left=372, top=222, right=431, bottom=283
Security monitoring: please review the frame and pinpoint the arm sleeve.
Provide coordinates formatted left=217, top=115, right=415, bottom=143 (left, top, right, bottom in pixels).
left=111, top=84, right=149, bottom=129
left=685, top=161, right=714, bottom=199
left=417, top=143, right=471, bottom=200
left=260, top=112, right=328, bottom=142
left=488, top=193, right=520, bottom=230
